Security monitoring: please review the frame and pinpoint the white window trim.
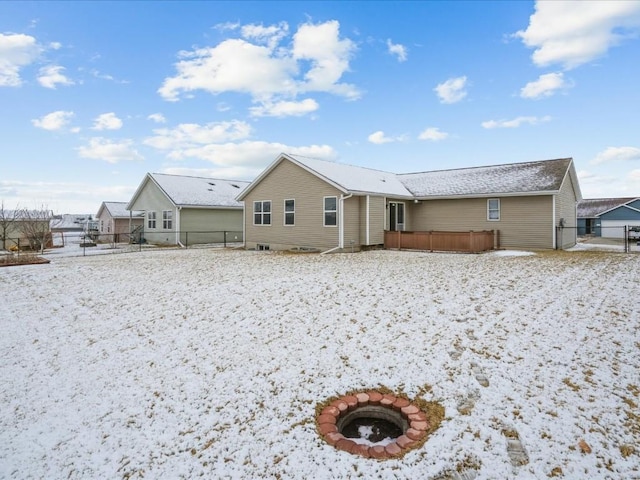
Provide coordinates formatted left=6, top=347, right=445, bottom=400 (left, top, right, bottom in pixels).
left=284, top=199, right=295, bottom=226
left=148, top=211, right=157, bottom=229
left=487, top=198, right=500, bottom=221
left=324, top=196, right=338, bottom=227
left=253, top=200, right=272, bottom=226
left=162, top=210, right=173, bottom=229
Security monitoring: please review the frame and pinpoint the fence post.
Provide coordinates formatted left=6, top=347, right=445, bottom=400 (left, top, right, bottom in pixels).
left=224, top=231, right=227, bottom=248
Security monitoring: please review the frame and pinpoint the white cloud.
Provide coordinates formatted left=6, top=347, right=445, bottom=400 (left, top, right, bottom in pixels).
left=520, top=72, right=572, bottom=99
left=241, top=22, right=289, bottom=49
left=434, top=76, right=468, bottom=104
left=481, top=115, right=551, bottom=129
left=168, top=141, right=336, bottom=170
left=147, top=113, right=166, bottom=124
left=387, top=39, right=407, bottom=62
left=0, top=33, right=42, bottom=86
left=92, top=113, right=123, bottom=131
left=159, top=20, right=359, bottom=114
left=591, top=146, right=640, bottom=165
left=31, top=110, right=74, bottom=131
left=77, top=138, right=143, bottom=164
left=418, top=127, right=449, bottom=141
left=292, top=21, right=359, bottom=99
left=515, top=0, right=640, bottom=69
left=578, top=167, right=640, bottom=198
left=367, top=130, right=407, bottom=144
left=249, top=98, right=319, bottom=117
left=144, top=120, right=252, bottom=151
left=37, top=65, right=74, bottom=89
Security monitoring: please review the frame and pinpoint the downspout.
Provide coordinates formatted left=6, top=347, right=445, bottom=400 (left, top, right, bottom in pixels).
left=552, top=196, right=557, bottom=249
left=366, top=195, right=370, bottom=246
left=176, top=206, right=184, bottom=247
left=321, top=193, right=352, bottom=254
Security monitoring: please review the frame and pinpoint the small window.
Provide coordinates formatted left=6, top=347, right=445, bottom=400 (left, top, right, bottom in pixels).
left=162, top=210, right=173, bottom=229
left=324, top=196, right=337, bottom=226
left=148, top=211, right=157, bottom=229
left=487, top=199, right=500, bottom=221
left=284, top=199, right=295, bottom=226
left=254, top=201, right=271, bottom=225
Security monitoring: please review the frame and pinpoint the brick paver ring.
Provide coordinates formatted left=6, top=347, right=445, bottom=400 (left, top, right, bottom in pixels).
left=316, top=390, right=435, bottom=459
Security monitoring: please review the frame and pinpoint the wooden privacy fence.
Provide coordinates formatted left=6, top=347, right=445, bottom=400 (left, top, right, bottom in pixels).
left=384, top=230, right=497, bottom=253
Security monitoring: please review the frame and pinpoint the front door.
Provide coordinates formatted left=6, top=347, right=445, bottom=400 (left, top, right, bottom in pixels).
left=389, top=202, right=405, bottom=231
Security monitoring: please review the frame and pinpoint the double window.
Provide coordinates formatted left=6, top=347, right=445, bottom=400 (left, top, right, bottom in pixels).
left=254, top=201, right=271, bottom=225
left=284, top=199, right=295, bottom=226
left=148, top=211, right=157, bottom=229
left=162, top=210, right=173, bottom=229
left=487, top=199, right=500, bottom=221
left=324, top=196, right=337, bottom=226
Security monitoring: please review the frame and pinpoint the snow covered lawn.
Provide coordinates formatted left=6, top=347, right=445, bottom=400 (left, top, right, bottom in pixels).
left=1, top=248, right=638, bottom=479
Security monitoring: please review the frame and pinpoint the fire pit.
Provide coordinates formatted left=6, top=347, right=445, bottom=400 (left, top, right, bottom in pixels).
left=316, top=390, right=443, bottom=459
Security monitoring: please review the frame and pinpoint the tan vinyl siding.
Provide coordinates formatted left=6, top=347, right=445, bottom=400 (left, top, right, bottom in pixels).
left=343, top=196, right=360, bottom=250
left=412, top=196, right=555, bottom=249
left=556, top=173, right=579, bottom=248
left=243, top=160, right=342, bottom=251
left=358, top=196, right=386, bottom=246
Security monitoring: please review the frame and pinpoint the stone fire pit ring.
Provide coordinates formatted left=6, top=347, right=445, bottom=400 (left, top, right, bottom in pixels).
left=316, top=390, right=433, bottom=459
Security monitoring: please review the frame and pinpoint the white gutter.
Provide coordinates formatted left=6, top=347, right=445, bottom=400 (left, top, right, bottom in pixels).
left=552, top=196, right=557, bottom=249
left=339, top=193, right=353, bottom=249
left=322, top=193, right=352, bottom=254
left=176, top=206, right=184, bottom=247
left=366, top=195, right=370, bottom=246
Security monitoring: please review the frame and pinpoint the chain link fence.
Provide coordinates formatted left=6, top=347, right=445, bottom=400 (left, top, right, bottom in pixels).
left=566, top=225, right=640, bottom=253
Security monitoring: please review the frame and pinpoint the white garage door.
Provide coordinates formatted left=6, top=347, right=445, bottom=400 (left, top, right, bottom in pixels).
left=600, top=220, right=638, bottom=239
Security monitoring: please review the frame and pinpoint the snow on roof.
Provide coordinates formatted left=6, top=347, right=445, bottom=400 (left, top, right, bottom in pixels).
left=102, top=202, right=144, bottom=218
left=577, top=197, right=637, bottom=218
left=286, top=155, right=413, bottom=197
left=50, top=214, right=93, bottom=230
left=398, top=158, right=573, bottom=197
left=150, top=173, right=250, bottom=208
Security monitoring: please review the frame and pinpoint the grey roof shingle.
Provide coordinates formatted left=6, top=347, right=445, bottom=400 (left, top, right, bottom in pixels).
left=577, top=198, right=637, bottom=218
left=150, top=173, right=250, bottom=208
left=398, top=158, right=573, bottom=197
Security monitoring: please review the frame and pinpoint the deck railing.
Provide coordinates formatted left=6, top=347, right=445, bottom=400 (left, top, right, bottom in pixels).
left=384, top=230, right=497, bottom=253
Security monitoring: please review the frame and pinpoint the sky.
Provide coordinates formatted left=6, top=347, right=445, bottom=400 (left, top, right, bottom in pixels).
left=1, top=0, right=640, bottom=214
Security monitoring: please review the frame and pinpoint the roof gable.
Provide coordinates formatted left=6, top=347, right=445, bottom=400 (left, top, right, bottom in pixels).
left=129, top=173, right=250, bottom=209
left=237, top=153, right=414, bottom=200
left=577, top=197, right=638, bottom=218
left=98, top=201, right=144, bottom=219
left=398, top=158, right=574, bottom=198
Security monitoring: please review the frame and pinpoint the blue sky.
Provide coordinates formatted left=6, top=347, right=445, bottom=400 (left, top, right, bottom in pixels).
left=1, top=1, right=639, bottom=214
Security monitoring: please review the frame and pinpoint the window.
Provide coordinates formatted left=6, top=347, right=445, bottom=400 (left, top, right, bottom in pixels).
left=284, top=199, right=295, bottom=226
left=487, top=199, right=500, bottom=221
left=253, top=201, right=271, bottom=225
left=148, top=211, right=156, bottom=229
left=324, top=196, right=337, bottom=226
left=162, top=210, right=173, bottom=229
left=100, top=220, right=104, bottom=232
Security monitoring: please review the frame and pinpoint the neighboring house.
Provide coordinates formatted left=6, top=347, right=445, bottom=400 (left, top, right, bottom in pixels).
left=1, top=209, right=53, bottom=251
left=237, top=154, right=582, bottom=252
left=127, top=173, right=250, bottom=245
left=96, top=202, right=144, bottom=238
left=50, top=214, right=97, bottom=233
left=578, top=198, right=640, bottom=238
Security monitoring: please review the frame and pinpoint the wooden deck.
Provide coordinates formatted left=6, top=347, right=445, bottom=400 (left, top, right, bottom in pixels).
left=384, top=230, right=497, bottom=253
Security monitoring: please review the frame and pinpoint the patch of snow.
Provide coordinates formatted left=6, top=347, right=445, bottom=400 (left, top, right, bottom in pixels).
left=491, top=250, right=536, bottom=257
left=1, top=249, right=638, bottom=478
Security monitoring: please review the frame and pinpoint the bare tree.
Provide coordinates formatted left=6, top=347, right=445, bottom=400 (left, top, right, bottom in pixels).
left=19, top=206, right=53, bottom=254
left=0, top=201, right=20, bottom=250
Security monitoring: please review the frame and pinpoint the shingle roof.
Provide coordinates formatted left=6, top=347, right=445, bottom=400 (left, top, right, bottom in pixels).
left=287, top=155, right=413, bottom=197
left=398, top=158, right=573, bottom=197
left=101, top=202, right=144, bottom=218
left=150, top=173, right=250, bottom=208
left=577, top=198, right=637, bottom=218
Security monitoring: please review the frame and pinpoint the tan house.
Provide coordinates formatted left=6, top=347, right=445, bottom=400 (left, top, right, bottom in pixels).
left=96, top=202, right=144, bottom=239
left=236, top=154, right=582, bottom=252
left=127, top=173, right=250, bottom=246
